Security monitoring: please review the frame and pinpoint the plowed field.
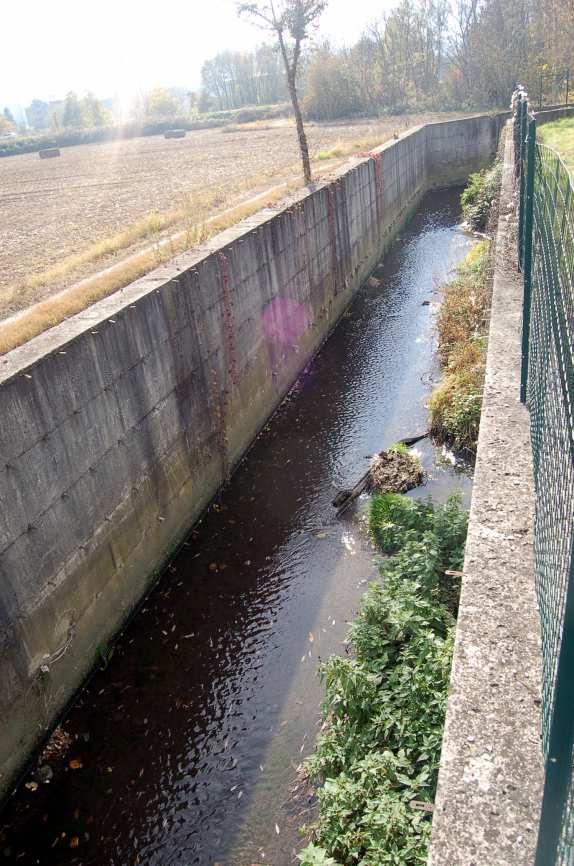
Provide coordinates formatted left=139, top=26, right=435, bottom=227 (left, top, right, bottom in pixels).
left=0, top=113, right=467, bottom=319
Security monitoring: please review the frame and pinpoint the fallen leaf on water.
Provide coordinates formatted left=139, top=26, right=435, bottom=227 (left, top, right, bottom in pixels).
left=69, top=759, right=83, bottom=770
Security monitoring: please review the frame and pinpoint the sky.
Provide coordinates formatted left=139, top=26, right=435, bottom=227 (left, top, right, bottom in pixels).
left=1, top=0, right=389, bottom=109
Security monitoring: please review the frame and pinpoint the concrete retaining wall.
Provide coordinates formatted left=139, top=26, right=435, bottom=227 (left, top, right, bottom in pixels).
left=428, top=128, right=543, bottom=866
left=535, top=104, right=574, bottom=125
left=0, top=112, right=503, bottom=798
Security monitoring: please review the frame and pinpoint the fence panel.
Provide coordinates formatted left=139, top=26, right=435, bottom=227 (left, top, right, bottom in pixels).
left=515, top=89, right=574, bottom=866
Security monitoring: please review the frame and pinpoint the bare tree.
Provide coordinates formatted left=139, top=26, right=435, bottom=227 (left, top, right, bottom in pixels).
left=237, top=0, right=328, bottom=184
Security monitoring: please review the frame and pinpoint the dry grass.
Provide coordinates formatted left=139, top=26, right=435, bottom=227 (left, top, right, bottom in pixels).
left=220, top=118, right=291, bottom=134
left=429, top=240, right=492, bottom=453
left=0, top=183, right=299, bottom=355
left=0, top=134, right=393, bottom=355
left=6, top=190, right=218, bottom=310
left=435, top=241, right=491, bottom=364
left=315, top=133, right=395, bottom=161
left=0, top=111, right=470, bottom=354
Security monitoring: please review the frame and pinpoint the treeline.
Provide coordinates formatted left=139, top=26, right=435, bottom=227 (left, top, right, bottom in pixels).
left=303, top=0, right=572, bottom=116
left=25, top=92, right=111, bottom=132
left=4, top=0, right=571, bottom=154
left=0, top=104, right=290, bottom=159
left=199, top=45, right=288, bottom=111
left=23, top=88, right=193, bottom=133
left=200, top=0, right=572, bottom=118
left=445, top=0, right=573, bottom=108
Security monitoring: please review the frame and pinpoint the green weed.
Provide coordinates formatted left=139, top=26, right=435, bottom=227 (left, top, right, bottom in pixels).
left=461, top=160, right=502, bottom=231
left=387, top=441, right=409, bottom=455
left=302, top=493, right=468, bottom=865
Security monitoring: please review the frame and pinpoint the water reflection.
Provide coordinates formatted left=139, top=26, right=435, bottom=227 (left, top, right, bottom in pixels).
left=1, top=187, right=474, bottom=866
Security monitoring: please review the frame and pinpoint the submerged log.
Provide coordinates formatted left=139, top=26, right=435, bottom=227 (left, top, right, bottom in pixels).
left=333, top=443, right=426, bottom=514
left=332, top=470, right=371, bottom=509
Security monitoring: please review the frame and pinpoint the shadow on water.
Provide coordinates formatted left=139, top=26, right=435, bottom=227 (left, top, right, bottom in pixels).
left=0, top=187, right=475, bottom=866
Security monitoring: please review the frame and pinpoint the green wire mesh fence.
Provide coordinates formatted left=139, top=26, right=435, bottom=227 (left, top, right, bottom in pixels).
left=515, top=88, right=574, bottom=866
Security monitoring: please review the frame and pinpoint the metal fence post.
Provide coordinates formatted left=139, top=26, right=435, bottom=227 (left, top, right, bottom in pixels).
left=518, top=99, right=528, bottom=267
left=520, top=116, right=536, bottom=404
left=535, top=551, right=574, bottom=866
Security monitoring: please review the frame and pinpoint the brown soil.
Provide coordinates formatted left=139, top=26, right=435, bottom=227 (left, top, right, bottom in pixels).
left=0, top=113, right=468, bottom=321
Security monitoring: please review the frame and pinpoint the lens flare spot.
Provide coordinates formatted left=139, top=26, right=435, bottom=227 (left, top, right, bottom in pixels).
left=262, top=297, right=307, bottom=346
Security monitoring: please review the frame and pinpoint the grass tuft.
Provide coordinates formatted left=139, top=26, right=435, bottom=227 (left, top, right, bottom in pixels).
left=387, top=441, right=410, bottom=456
left=315, top=134, right=392, bottom=162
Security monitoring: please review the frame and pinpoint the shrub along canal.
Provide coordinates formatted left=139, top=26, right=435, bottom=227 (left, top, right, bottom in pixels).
left=0, top=187, right=476, bottom=866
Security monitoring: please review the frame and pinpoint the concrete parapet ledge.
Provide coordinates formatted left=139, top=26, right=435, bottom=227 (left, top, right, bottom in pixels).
left=428, top=128, right=544, bottom=865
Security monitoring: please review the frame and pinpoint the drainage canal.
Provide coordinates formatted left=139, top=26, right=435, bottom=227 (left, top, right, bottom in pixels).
left=1, top=187, right=476, bottom=866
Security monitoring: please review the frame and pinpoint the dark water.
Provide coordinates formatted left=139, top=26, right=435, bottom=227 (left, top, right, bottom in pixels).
left=0, top=188, right=474, bottom=866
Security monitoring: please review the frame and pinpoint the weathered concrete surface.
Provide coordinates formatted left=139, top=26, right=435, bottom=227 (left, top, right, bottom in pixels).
left=426, top=113, right=505, bottom=186
left=428, top=128, right=544, bottom=866
left=0, top=113, right=503, bottom=799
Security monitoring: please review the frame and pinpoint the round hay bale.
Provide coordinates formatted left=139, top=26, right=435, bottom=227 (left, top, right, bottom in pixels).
left=39, top=147, right=61, bottom=159
left=164, top=129, right=186, bottom=139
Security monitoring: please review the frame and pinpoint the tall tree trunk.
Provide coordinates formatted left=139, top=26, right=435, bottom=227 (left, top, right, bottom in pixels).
left=277, top=30, right=312, bottom=185
left=287, top=74, right=312, bottom=184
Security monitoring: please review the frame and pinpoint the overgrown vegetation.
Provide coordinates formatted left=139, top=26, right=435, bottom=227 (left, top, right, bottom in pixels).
left=428, top=241, right=491, bottom=453
left=461, top=160, right=502, bottom=231
left=299, top=493, right=468, bottom=866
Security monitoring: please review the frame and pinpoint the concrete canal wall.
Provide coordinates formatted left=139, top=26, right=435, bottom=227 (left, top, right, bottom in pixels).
left=0, top=112, right=503, bottom=797
left=428, top=128, right=544, bottom=866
